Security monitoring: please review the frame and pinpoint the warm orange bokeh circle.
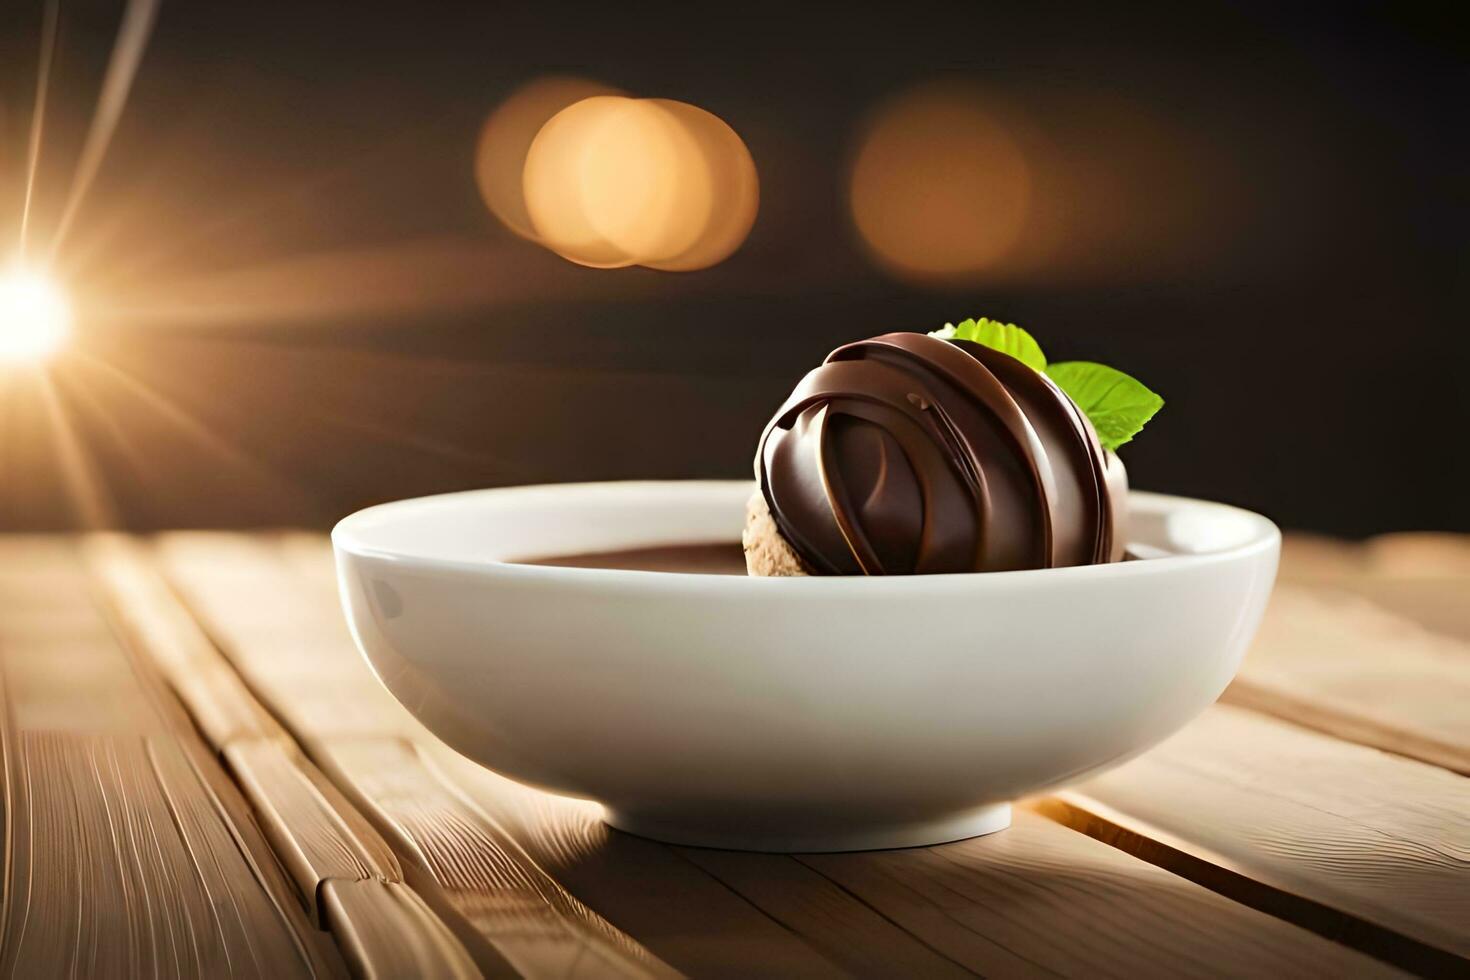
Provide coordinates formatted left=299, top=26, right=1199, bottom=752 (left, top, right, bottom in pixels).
left=850, top=84, right=1030, bottom=281
left=479, top=80, right=758, bottom=272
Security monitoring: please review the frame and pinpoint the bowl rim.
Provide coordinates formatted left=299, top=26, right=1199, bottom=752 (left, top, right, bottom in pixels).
left=333, top=480, right=1280, bottom=596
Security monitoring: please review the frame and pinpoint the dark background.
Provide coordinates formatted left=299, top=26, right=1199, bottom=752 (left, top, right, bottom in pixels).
left=1, top=1, right=1464, bottom=534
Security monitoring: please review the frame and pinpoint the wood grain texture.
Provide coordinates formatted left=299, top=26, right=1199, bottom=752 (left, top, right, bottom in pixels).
left=0, top=733, right=336, bottom=977
left=321, top=879, right=482, bottom=980
left=1052, top=704, right=1470, bottom=975
left=805, top=809, right=1401, bottom=979
left=83, top=533, right=290, bottom=748
left=420, top=738, right=857, bottom=979
left=1225, top=583, right=1470, bottom=774
left=0, top=538, right=342, bottom=978
left=317, top=738, right=673, bottom=979
left=81, top=533, right=500, bottom=975
left=224, top=739, right=403, bottom=917
left=153, top=532, right=676, bottom=979
left=154, top=533, right=422, bottom=740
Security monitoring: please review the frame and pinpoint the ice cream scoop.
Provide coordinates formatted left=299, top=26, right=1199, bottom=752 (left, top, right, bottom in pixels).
left=748, top=331, right=1128, bottom=575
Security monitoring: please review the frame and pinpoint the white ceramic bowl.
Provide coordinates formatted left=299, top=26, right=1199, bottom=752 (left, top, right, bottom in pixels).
left=333, top=480, right=1279, bottom=852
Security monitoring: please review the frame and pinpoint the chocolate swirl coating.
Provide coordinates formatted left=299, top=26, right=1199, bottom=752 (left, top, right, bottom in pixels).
left=755, top=332, right=1120, bottom=574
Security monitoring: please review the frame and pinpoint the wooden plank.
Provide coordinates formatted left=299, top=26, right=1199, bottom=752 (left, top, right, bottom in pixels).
left=82, top=534, right=487, bottom=974
left=278, top=529, right=348, bottom=595
left=1365, top=532, right=1470, bottom=577
left=803, top=809, right=1400, bottom=979
left=1047, top=704, right=1470, bottom=975
left=674, top=847, right=975, bottom=978
left=224, top=739, right=403, bottom=916
left=244, top=671, right=424, bottom=742
left=1281, top=531, right=1470, bottom=582
left=154, top=532, right=676, bottom=979
left=1225, top=583, right=1470, bottom=774
left=0, top=538, right=342, bottom=978
left=1280, top=532, right=1470, bottom=642
left=419, top=738, right=856, bottom=979
left=322, top=879, right=482, bottom=980
left=1277, top=532, right=1369, bottom=579
left=0, top=538, right=162, bottom=736
left=1359, top=533, right=1470, bottom=642
left=0, top=733, right=334, bottom=977
left=83, top=533, right=289, bottom=747
left=316, top=738, right=673, bottom=979
left=153, top=534, right=422, bottom=740
left=0, top=630, right=165, bottom=733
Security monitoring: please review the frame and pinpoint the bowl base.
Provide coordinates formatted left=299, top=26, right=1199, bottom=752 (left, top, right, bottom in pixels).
left=604, top=802, right=1012, bottom=853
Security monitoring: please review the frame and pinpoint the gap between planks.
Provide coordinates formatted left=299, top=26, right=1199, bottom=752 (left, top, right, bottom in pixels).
left=1221, top=582, right=1470, bottom=775
left=1051, top=533, right=1470, bottom=976
left=1043, top=704, right=1469, bottom=976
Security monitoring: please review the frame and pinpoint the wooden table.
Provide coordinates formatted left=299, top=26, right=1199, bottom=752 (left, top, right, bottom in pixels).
left=1, top=531, right=1466, bottom=978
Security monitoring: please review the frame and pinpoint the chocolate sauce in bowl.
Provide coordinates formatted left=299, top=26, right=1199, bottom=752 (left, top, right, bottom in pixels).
left=522, top=543, right=748, bottom=575
left=519, top=541, right=1159, bottom=575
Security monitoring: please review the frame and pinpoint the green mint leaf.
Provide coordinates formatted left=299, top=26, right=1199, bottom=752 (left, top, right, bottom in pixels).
left=930, top=317, right=1046, bottom=372
left=1044, top=361, right=1163, bottom=451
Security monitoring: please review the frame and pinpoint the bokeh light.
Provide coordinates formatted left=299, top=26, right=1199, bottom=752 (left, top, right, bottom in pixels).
left=850, top=81, right=1240, bottom=285
left=521, top=95, right=641, bottom=268
left=0, top=266, right=72, bottom=365
left=849, top=84, right=1030, bottom=282
left=641, top=99, right=758, bottom=272
left=475, top=76, right=624, bottom=242
left=481, top=82, right=759, bottom=271
left=578, top=98, right=713, bottom=265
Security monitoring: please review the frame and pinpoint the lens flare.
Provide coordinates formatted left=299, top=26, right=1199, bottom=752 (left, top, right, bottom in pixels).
left=849, top=84, right=1030, bottom=282
left=0, top=266, right=72, bottom=365
left=489, top=84, right=759, bottom=272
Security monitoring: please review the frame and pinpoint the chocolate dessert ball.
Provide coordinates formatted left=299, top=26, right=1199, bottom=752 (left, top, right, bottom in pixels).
left=748, top=332, right=1124, bottom=576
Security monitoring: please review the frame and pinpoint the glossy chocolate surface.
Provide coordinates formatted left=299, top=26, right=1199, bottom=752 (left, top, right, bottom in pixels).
left=756, top=333, right=1119, bottom=574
